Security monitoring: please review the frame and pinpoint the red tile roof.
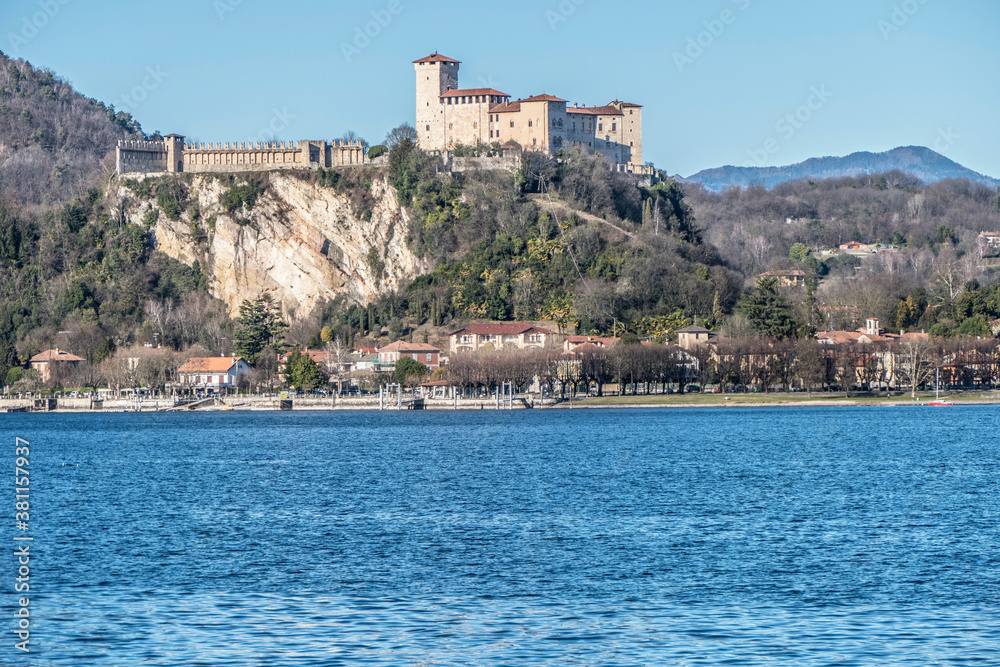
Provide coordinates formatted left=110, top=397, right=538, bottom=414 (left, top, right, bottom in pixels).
left=450, top=322, right=554, bottom=336
left=521, top=94, right=568, bottom=103
left=177, top=357, right=245, bottom=373
left=565, top=335, right=618, bottom=344
left=566, top=342, right=606, bottom=355
left=29, top=348, right=84, bottom=363
left=567, top=104, right=623, bottom=116
left=380, top=341, right=440, bottom=353
left=413, top=53, right=460, bottom=64
left=492, top=101, right=522, bottom=113
left=565, top=336, right=618, bottom=350
left=440, top=88, right=509, bottom=99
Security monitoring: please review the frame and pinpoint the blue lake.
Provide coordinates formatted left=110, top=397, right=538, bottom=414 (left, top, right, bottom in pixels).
left=4, top=407, right=999, bottom=665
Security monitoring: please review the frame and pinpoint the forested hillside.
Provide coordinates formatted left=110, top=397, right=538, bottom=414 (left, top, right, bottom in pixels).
left=0, top=53, right=227, bottom=381
left=689, top=173, right=1000, bottom=335
left=0, top=51, right=144, bottom=204
left=366, top=143, right=743, bottom=340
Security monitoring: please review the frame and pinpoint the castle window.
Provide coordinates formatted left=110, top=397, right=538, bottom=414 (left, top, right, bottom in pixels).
left=598, top=123, right=603, bottom=131
left=630, top=142, right=634, bottom=146
left=510, top=121, right=514, bottom=128
left=528, top=120, right=533, bottom=127
left=426, top=125, right=430, bottom=131
left=449, top=123, right=453, bottom=130
left=612, top=123, right=617, bottom=131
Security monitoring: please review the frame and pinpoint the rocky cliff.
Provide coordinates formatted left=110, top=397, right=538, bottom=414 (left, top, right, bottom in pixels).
left=107, top=171, right=426, bottom=320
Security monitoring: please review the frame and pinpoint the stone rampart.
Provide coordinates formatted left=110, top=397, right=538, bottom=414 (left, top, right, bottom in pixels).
left=116, top=138, right=376, bottom=175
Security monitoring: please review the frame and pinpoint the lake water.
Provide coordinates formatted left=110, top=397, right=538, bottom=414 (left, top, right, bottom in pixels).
left=4, top=407, right=999, bottom=665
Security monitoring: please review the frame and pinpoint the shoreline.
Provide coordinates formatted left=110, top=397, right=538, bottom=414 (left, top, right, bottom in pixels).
left=5, top=394, right=999, bottom=413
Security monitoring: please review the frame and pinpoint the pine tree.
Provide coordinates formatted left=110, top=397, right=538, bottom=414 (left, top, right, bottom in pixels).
left=736, top=277, right=799, bottom=339
left=234, top=297, right=288, bottom=365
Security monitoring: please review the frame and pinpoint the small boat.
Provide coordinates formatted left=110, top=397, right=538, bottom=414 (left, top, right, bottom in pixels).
left=929, top=369, right=952, bottom=406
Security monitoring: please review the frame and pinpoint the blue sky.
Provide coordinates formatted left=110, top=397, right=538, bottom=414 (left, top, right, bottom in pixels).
left=2, top=0, right=998, bottom=178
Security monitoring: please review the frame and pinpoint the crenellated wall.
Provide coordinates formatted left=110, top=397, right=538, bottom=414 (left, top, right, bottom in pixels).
left=116, top=140, right=168, bottom=174
left=182, top=140, right=306, bottom=173
left=115, top=138, right=376, bottom=175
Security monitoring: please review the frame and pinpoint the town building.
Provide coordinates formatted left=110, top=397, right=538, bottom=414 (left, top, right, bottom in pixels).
left=760, top=269, right=806, bottom=287
left=676, top=326, right=718, bottom=351
left=29, top=348, right=84, bottom=383
left=839, top=242, right=874, bottom=254
left=449, top=322, right=555, bottom=354
left=563, top=335, right=618, bottom=353
left=177, top=356, right=252, bottom=390
left=377, top=341, right=441, bottom=371
left=978, top=231, right=1000, bottom=257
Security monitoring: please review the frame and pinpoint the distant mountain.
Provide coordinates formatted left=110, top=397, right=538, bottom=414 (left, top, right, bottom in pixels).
left=682, top=146, right=1000, bottom=192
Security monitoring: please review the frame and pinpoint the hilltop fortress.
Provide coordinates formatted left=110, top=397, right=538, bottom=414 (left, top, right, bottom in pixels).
left=116, top=53, right=650, bottom=177
left=414, top=52, right=648, bottom=175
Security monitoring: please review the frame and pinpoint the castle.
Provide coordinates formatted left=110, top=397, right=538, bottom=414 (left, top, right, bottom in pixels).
left=414, top=52, right=648, bottom=174
left=115, top=52, right=650, bottom=177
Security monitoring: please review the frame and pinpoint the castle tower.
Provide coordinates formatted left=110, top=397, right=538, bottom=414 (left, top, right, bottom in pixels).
left=164, top=134, right=185, bottom=173
left=413, top=53, right=460, bottom=152
left=610, top=101, right=643, bottom=166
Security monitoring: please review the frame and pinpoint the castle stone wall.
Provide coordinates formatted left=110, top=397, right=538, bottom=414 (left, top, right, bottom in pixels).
left=115, top=139, right=373, bottom=175
left=116, top=140, right=168, bottom=174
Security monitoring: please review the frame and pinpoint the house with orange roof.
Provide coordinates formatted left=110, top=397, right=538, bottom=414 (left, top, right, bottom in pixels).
left=177, top=356, right=251, bottom=390
left=449, top=322, right=555, bottom=354
left=562, top=335, right=618, bottom=353
left=29, top=348, right=84, bottom=383
left=377, top=341, right=440, bottom=371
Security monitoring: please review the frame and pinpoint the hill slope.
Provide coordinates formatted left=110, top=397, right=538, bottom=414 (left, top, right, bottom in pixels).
left=0, top=51, right=144, bottom=205
left=683, top=146, right=1000, bottom=192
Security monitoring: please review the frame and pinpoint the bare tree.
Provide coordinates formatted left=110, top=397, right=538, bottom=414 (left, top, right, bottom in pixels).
left=892, top=339, right=939, bottom=398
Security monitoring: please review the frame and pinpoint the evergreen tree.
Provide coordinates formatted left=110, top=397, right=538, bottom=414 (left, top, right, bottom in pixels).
left=393, top=356, right=428, bottom=386
left=789, top=242, right=811, bottom=264
left=284, top=350, right=327, bottom=390
left=234, top=297, right=288, bottom=365
left=737, top=277, right=799, bottom=339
